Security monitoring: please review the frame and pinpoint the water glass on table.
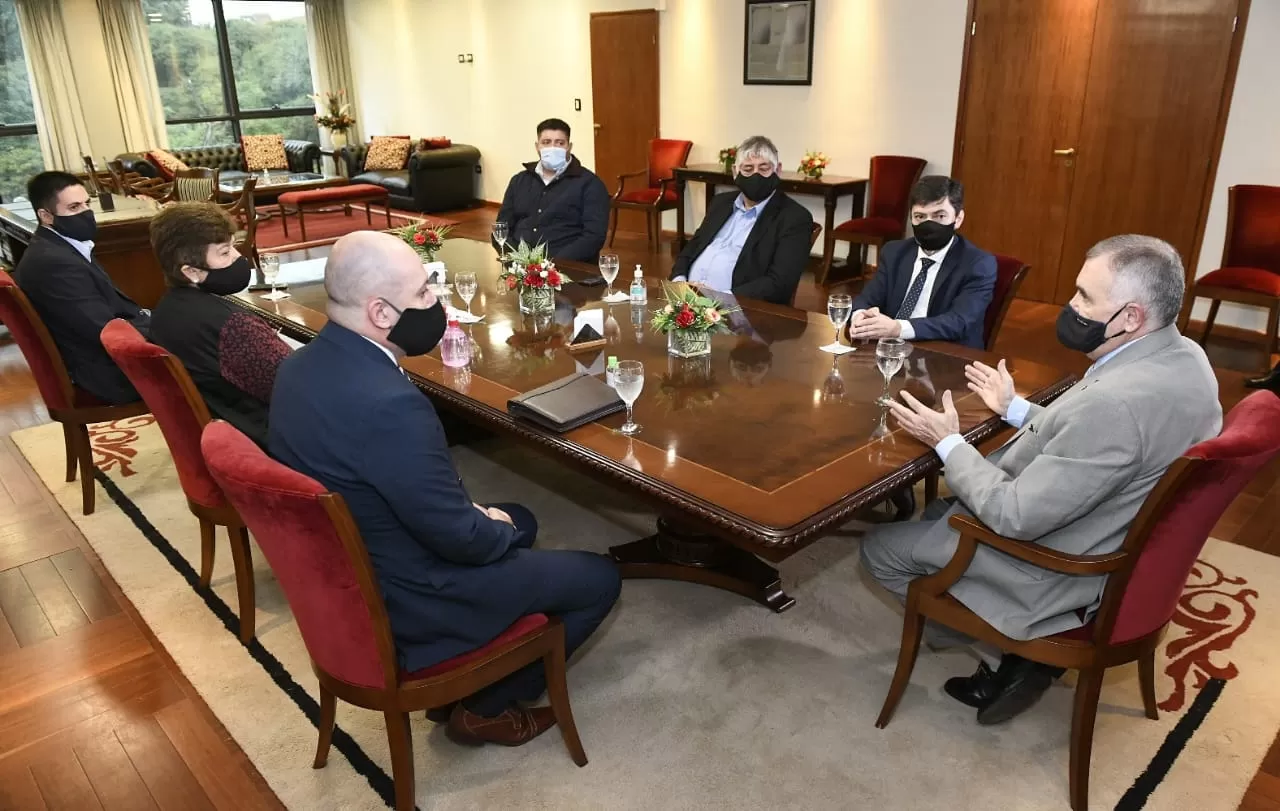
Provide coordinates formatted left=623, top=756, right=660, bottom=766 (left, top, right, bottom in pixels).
left=825, top=293, right=852, bottom=351
left=599, top=253, right=620, bottom=300
left=455, top=272, right=478, bottom=317
left=260, top=254, right=288, bottom=300
left=492, top=221, right=509, bottom=259
left=614, top=360, right=645, bottom=435
left=875, top=338, right=909, bottom=405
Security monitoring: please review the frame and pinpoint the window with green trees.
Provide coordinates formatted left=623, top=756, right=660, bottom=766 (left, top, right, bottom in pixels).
left=143, top=0, right=318, bottom=149
left=0, top=0, right=43, bottom=204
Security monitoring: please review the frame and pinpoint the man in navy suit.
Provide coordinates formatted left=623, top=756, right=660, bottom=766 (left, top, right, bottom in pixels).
left=848, top=176, right=995, bottom=349
left=269, top=231, right=620, bottom=748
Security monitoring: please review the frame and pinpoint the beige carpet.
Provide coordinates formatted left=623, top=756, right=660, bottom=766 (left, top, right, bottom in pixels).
left=12, top=417, right=1280, bottom=810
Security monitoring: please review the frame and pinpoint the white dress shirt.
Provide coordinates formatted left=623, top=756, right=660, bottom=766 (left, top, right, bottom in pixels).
left=45, top=225, right=95, bottom=263
left=933, top=333, right=1151, bottom=464
left=361, top=334, right=404, bottom=373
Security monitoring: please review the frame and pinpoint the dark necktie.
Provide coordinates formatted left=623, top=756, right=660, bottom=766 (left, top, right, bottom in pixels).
left=896, top=258, right=935, bottom=319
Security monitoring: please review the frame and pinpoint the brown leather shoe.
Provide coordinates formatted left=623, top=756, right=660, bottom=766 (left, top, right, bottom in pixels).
left=445, top=704, right=557, bottom=747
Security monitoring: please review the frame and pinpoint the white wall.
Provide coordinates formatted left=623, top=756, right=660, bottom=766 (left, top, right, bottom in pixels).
left=344, top=0, right=1273, bottom=332
left=1189, top=0, right=1280, bottom=332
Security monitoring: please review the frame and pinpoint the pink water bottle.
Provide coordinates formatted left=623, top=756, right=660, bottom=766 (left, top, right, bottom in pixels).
left=440, top=319, right=470, bottom=368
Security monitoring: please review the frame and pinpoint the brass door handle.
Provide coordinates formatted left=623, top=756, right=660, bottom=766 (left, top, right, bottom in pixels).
left=593, top=123, right=602, bottom=131
left=1053, top=148, right=1076, bottom=157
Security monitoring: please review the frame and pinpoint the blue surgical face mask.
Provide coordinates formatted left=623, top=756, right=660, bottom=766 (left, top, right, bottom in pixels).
left=540, top=147, right=568, bottom=172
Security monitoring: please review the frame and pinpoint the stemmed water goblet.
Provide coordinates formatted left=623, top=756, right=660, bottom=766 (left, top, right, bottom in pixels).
left=614, top=360, right=645, bottom=435
left=827, top=293, right=852, bottom=349
left=455, top=272, right=478, bottom=318
left=875, top=338, right=909, bottom=406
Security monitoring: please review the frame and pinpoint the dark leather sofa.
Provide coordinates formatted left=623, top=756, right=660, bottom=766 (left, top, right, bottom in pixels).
left=117, top=141, right=321, bottom=183
left=336, top=142, right=481, bottom=212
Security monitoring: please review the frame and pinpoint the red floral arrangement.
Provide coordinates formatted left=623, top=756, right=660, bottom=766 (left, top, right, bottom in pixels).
left=395, top=219, right=454, bottom=261
left=498, top=240, right=563, bottom=293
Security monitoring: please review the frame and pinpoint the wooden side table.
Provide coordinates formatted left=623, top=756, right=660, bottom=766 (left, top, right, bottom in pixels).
left=320, top=148, right=347, bottom=178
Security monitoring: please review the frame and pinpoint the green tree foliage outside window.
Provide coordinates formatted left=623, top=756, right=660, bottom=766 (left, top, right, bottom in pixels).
left=0, top=0, right=43, bottom=203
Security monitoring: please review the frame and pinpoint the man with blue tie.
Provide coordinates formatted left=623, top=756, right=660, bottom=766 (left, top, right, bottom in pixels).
left=669, top=135, right=814, bottom=305
left=848, top=176, right=996, bottom=349
left=269, top=231, right=621, bottom=748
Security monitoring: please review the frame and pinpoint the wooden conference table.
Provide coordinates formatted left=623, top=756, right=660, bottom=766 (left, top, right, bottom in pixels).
left=231, top=238, right=1073, bottom=611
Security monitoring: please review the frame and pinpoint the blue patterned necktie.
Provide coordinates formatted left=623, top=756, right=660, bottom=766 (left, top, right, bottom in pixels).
left=896, top=258, right=935, bottom=319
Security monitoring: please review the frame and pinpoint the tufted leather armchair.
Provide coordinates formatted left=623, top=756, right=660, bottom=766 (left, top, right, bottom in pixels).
left=336, top=141, right=480, bottom=213
left=116, top=140, right=321, bottom=184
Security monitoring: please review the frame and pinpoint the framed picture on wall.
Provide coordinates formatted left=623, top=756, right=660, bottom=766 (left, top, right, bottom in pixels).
left=743, top=0, right=816, bottom=86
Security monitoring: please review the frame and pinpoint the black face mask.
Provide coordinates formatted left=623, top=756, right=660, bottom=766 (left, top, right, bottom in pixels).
left=382, top=299, right=448, bottom=356
left=1056, top=303, right=1129, bottom=354
left=735, top=172, right=780, bottom=204
left=194, top=256, right=253, bottom=295
left=912, top=220, right=955, bottom=253
left=51, top=210, right=97, bottom=242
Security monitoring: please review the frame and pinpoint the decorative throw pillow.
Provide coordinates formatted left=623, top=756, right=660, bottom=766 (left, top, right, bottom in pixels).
left=419, top=137, right=452, bottom=150
left=241, top=134, right=289, bottom=172
left=146, top=148, right=189, bottom=181
left=363, top=136, right=413, bottom=171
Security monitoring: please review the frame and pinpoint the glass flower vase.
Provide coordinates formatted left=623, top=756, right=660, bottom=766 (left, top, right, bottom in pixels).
left=519, top=286, right=554, bottom=314
left=667, top=329, right=711, bottom=358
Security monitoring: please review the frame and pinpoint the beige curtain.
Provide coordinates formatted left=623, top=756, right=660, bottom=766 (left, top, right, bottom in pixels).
left=96, top=0, right=168, bottom=151
left=305, top=0, right=362, bottom=147
left=14, top=0, right=92, bottom=170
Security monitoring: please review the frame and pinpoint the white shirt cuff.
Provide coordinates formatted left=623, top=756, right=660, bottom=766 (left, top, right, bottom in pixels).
left=897, top=319, right=914, bottom=341
left=1004, top=396, right=1032, bottom=428
left=934, top=433, right=966, bottom=464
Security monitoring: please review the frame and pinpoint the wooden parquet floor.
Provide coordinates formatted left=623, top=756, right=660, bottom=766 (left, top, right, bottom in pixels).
left=0, top=207, right=1278, bottom=808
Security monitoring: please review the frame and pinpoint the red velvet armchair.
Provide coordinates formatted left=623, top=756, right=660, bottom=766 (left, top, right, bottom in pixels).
left=1192, top=184, right=1280, bottom=370
left=200, top=421, right=588, bottom=810
left=875, top=391, right=1280, bottom=811
left=608, top=138, right=693, bottom=252
left=823, top=155, right=927, bottom=284
left=0, top=270, right=149, bottom=515
left=984, top=254, right=1031, bottom=352
left=99, top=319, right=257, bottom=642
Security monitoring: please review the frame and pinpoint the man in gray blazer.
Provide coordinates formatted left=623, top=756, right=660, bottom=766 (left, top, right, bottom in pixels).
left=861, top=234, right=1222, bottom=725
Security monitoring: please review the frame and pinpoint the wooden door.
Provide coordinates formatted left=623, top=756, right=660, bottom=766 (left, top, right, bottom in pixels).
left=952, top=0, right=1100, bottom=303
left=589, top=10, right=659, bottom=235
left=1053, top=0, right=1242, bottom=302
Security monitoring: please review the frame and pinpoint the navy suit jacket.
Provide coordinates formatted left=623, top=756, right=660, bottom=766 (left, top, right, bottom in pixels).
left=850, top=234, right=996, bottom=348
left=268, top=322, right=521, bottom=672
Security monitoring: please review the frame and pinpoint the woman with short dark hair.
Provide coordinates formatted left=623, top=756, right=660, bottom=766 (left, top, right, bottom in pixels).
left=149, top=202, right=290, bottom=446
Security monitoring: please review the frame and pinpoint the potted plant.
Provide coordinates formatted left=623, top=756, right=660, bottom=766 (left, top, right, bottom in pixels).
left=311, top=89, right=356, bottom=149
left=718, top=145, right=738, bottom=174
left=498, top=240, right=563, bottom=314
left=394, top=220, right=455, bottom=263
left=650, top=281, right=737, bottom=358
left=798, top=150, right=830, bottom=179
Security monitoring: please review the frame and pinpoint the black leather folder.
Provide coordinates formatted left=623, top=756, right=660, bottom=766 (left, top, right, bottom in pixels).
left=507, top=373, right=624, bottom=432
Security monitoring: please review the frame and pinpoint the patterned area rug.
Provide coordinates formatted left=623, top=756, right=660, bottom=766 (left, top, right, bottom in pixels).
left=254, top=205, right=461, bottom=252
left=11, top=417, right=1280, bottom=810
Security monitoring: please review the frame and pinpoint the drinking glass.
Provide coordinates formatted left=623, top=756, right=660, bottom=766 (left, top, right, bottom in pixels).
left=875, top=338, right=908, bottom=405
left=492, top=221, right=509, bottom=258
left=827, top=293, right=852, bottom=347
left=260, top=254, right=288, bottom=300
left=455, top=272, right=478, bottom=316
left=599, top=252, right=620, bottom=298
left=614, top=360, right=645, bottom=435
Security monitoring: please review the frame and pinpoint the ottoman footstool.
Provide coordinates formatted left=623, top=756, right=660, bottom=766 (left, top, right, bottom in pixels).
left=278, top=183, right=392, bottom=242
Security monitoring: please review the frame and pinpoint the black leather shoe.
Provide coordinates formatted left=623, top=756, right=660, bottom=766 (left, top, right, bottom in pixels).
left=426, top=703, right=457, bottom=723
left=943, top=661, right=1000, bottom=709
left=1244, top=366, right=1280, bottom=392
left=889, top=487, right=916, bottom=521
left=976, top=655, right=1062, bottom=725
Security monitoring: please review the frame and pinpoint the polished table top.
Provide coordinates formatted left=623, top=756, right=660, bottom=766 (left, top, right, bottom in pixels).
left=231, top=239, right=1073, bottom=556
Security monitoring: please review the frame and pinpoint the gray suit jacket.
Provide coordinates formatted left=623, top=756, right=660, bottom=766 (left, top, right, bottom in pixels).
left=929, top=325, right=1222, bottom=640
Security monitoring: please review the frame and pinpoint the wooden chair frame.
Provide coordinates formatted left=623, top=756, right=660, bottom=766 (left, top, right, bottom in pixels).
left=822, top=159, right=926, bottom=285
left=222, top=178, right=260, bottom=268
left=0, top=275, right=149, bottom=515
left=310, top=494, right=587, bottom=810
left=607, top=141, right=694, bottom=254
left=875, top=456, right=1200, bottom=811
left=1193, top=186, right=1280, bottom=371
left=159, top=167, right=222, bottom=204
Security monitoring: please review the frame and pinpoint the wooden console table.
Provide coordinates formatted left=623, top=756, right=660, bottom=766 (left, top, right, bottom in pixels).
left=672, top=163, right=868, bottom=274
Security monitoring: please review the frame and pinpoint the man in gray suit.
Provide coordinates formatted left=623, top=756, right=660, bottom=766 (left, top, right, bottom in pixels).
left=861, top=234, right=1222, bottom=725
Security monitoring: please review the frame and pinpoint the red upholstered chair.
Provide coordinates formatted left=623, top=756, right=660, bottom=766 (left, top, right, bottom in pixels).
left=823, top=155, right=927, bottom=284
left=608, top=138, right=694, bottom=252
left=874, top=391, right=1280, bottom=811
left=984, top=254, right=1031, bottom=351
left=1192, top=184, right=1280, bottom=370
left=199, top=421, right=588, bottom=810
left=99, top=320, right=256, bottom=642
left=0, top=270, right=149, bottom=514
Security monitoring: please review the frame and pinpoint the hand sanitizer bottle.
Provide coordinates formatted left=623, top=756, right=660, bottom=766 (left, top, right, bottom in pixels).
left=440, top=318, right=470, bottom=368
left=606, top=356, right=619, bottom=387
left=629, top=265, right=647, bottom=304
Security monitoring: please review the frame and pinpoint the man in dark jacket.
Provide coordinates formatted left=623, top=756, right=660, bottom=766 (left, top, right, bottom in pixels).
left=13, top=171, right=150, bottom=403
left=669, top=135, right=814, bottom=306
left=848, top=175, right=996, bottom=349
left=496, top=117, right=609, bottom=262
